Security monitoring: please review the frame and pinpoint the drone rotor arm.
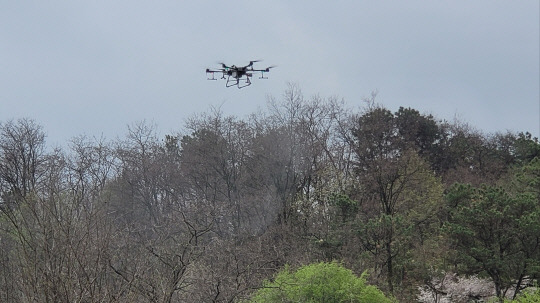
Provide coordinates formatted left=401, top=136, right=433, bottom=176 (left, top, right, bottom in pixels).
left=250, top=65, right=276, bottom=72
left=206, top=68, right=226, bottom=73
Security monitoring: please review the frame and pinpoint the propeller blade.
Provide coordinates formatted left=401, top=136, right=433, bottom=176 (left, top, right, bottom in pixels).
left=265, top=65, right=277, bottom=72
left=248, top=59, right=262, bottom=66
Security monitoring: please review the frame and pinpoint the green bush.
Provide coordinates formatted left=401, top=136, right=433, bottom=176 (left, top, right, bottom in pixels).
left=505, top=288, right=540, bottom=303
left=247, top=261, right=393, bottom=302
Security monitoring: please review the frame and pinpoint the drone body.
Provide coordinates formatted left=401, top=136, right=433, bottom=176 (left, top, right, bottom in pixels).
left=206, top=60, right=275, bottom=88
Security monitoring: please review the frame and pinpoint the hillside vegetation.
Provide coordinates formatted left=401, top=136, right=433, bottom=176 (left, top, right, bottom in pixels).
left=1, top=85, right=539, bottom=302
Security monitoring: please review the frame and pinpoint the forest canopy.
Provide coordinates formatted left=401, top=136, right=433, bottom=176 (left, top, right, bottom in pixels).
left=1, top=85, right=539, bottom=302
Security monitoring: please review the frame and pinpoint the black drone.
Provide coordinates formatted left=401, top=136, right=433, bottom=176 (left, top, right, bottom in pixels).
left=206, top=60, right=275, bottom=89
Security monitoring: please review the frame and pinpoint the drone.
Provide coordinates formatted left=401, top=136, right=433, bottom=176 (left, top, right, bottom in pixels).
left=206, top=60, right=275, bottom=88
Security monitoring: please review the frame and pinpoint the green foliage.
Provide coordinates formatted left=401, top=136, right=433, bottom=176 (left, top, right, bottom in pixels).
left=329, top=192, right=358, bottom=221
left=513, top=132, right=540, bottom=163
left=352, top=149, right=444, bottom=293
left=394, top=106, right=440, bottom=156
left=247, top=262, right=393, bottom=303
left=505, top=288, right=540, bottom=302
left=513, top=157, right=540, bottom=200
left=445, top=181, right=540, bottom=300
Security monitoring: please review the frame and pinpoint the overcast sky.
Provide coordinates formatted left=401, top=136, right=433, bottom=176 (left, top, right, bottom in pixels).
left=1, top=1, right=539, bottom=145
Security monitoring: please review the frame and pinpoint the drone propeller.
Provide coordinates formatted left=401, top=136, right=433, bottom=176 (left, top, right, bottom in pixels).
left=218, top=62, right=230, bottom=69
left=264, top=65, right=277, bottom=72
left=248, top=60, right=262, bottom=67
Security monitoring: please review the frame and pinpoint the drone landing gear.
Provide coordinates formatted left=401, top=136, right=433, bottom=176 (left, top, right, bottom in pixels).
left=226, top=76, right=251, bottom=89
left=206, top=70, right=218, bottom=81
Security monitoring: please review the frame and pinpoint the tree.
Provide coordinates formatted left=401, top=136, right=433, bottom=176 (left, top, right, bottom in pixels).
left=247, top=262, right=393, bottom=303
left=108, top=121, right=217, bottom=302
left=512, top=132, right=540, bottom=164
left=431, top=122, right=524, bottom=186
left=0, top=134, right=119, bottom=302
left=351, top=105, right=444, bottom=294
left=394, top=106, right=441, bottom=162
left=0, top=118, right=46, bottom=202
left=444, top=180, right=540, bottom=301
left=180, top=110, right=270, bottom=236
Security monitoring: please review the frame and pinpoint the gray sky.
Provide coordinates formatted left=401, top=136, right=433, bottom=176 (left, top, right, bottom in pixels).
left=1, top=1, right=539, bottom=145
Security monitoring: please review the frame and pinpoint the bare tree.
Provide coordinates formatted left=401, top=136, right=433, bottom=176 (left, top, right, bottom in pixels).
left=0, top=118, right=46, bottom=203
left=0, top=132, right=118, bottom=302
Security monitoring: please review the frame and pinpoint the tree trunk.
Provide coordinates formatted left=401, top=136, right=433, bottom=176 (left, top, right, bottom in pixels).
left=386, top=230, right=394, bottom=294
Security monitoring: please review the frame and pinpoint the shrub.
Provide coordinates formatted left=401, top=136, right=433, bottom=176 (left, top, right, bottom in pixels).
left=505, top=288, right=540, bottom=303
left=247, top=261, right=393, bottom=302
